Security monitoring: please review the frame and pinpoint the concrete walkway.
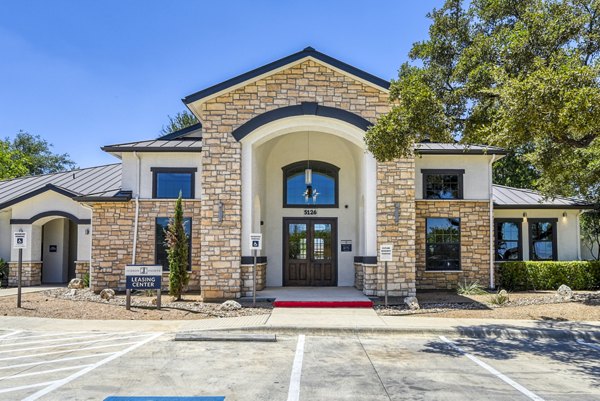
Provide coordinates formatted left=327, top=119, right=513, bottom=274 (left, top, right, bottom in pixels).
left=1, top=309, right=598, bottom=341
left=255, top=286, right=371, bottom=302
left=0, top=285, right=62, bottom=297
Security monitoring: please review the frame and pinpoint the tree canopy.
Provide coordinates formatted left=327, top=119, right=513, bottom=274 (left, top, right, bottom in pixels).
left=160, top=111, right=199, bottom=136
left=365, top=0, right=600, bottom=201
left=0, top=131, right=76, bottom=179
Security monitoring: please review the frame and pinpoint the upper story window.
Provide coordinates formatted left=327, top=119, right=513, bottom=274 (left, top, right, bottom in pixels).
left=422, top=169, right=464, bottom=199
left=426, top=217, right=461, bottom=271
left=495, top=219, right=522, bottom=261
left=529, top=219, right=558, bottom=261
left=151, top=168, right=197, bottom=199
left=282, top=161, right=339, bottom=208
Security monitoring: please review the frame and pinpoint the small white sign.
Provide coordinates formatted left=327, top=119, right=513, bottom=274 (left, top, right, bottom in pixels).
left=125, top=265, right=163, bottom=276
left=379, top=244, right=393, bottom=262
left=13, top=232, right=27, bottom=249
left=249, top=233, right=262, bottom=251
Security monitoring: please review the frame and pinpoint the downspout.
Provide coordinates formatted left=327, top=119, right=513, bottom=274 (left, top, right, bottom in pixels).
left=80, top=203, right=93, bottom=287
left=488, top=154, right=497, bottom=289
left=576, top=210, right=583, bottom=260
left=132, top=151, right=141, bottom=265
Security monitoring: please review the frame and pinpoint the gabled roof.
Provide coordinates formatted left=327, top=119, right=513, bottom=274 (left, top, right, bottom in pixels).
left=415, top=143, right=507, bottom=155
left=102, top=139, right=202, bottom=153
left=183, top=47, right=391, bottom=105
left=158, top=122, right=202, bottom=140
left=493, top=185, right=592, bottom=209
left=0, top=164, right=123, bottom=209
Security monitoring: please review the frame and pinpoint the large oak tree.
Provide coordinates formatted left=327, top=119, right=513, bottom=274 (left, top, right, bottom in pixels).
left=366, top=0, right=600, bottom=201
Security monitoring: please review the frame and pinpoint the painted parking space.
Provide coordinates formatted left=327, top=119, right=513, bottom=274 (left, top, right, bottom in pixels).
left=1, top=331, right=599, bottom=400
left=0, top=330, right=162, bottom=401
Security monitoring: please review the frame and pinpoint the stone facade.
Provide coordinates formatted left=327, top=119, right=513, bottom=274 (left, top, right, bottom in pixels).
left=75, top=261, right=89, bottom=279
left=8, top=262, right=42, bottom=286
left=415, top=200, right=491, bottom=290
left=368, top=159, right=417, bottom=297
left=195, top=59, right=390, bottom=299
left=240, top=262, right=267, bottom=297
left=354, top=262, right=364, bottom=290
left=90, top=200, right=202, bottom=292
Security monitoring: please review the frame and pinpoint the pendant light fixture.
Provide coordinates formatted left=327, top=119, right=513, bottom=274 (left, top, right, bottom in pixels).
left=303, top=130, right=318, bottom=203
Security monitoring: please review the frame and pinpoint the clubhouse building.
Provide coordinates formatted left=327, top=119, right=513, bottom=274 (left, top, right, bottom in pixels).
left=0, top=48, right=594, bottom=299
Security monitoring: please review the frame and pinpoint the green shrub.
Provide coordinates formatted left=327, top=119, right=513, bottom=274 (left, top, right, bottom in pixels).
left=498, top=261, right=600, bottom=291
left=82, top=272, right=90, bottom=288
left=0, top=258, right=8, bottom=287
left=489, top=290, right=510, bottom=305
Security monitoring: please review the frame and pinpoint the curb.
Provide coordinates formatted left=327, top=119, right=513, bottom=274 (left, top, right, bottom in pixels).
left=195, top=325, right=600, bottom=341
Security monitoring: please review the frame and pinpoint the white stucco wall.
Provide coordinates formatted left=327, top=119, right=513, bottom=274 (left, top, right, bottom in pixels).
left=259, top=131, right=364, bottom=287
left=494, top=209, right=581, bottom=261
left=0, top=210, right=11, bottom=261
left=415, top=154, right=495, bottom=200
left=121, top=152, right=202, bottom=199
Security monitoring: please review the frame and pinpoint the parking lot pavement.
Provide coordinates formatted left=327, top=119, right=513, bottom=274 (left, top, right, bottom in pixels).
left=1, top=329, right=599, bottom=400
left=0, top=329, right=162, bottom=401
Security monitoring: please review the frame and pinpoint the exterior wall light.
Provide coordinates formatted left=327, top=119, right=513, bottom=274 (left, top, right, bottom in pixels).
left=218, top=202, right=224, bottom=223
left=522, top=212, right=528, bottom=222
left=562, top=211, right=568, bottom=221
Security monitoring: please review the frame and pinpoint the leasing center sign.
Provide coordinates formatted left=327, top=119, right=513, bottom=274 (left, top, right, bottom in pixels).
left=125, top=265, right=162, bottom=290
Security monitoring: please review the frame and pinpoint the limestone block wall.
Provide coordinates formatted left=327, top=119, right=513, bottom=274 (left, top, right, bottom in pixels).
left=354, top=262, right=364, bottom=290
left=195, top=59, right=390, bottom=299
left=415, top=200, right=491, bottom=289
left=8, top=262, right=42, bottom=286
left=240, top=263, right=267, bottom=297
left=75, top=261, right=89, bottom=279
left=91, top=200, right=202, bottom=292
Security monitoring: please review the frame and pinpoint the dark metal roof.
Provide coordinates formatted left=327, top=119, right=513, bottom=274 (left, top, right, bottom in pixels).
left=158, top=122, right=203, bottom=140
left=102, top=139, right=202, bottom=153
left=0, top=164, right=123, bottom=209
left=493, top=185, right=592, bottom=209
left=183, top=47, right=391, bottom=104
left=415, top=143, right=507, bottom=155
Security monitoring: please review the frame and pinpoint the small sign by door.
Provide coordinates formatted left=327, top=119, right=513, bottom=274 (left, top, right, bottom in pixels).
left=379, top=244, right=393, bottom=262
left=249, top=233, right=262, bottom=251
left=13, top=232, right=27, bottom=249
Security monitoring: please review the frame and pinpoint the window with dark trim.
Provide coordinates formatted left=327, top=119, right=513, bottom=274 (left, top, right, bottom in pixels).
left=151, top=167, right=197, bottom=199
left=529, top=218, right=558, bottom=261
left=495, top=219, right=523, bottom=261
left=282, top=161, right=339, bottom=208
left=155, top=217, right=192, bottom=271
left=426, top=217, right=461, bottom=270
left=422, top=169, right=464, bottom=199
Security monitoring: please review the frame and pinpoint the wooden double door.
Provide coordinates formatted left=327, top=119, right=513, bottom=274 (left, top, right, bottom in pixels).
left=283, top=218, right=337, bottom=286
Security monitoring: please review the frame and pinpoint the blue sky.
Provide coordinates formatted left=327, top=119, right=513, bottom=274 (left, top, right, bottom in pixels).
left=0, top=0, right=444, bottom=168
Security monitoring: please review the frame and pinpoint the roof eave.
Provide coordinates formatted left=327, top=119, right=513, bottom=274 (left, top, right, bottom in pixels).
left=100, top=147, right=202, bottom=153
left=182, top=47, right=391, bottom=105
left=493, top=204, right=594, bottom=209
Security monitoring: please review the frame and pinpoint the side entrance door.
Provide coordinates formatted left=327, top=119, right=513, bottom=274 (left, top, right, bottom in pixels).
left=283, top=218, right=337, bottom=286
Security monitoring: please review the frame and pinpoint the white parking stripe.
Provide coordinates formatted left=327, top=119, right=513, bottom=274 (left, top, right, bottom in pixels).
left=0, top=380, right=58, bottom=394
left=0, top=333, right=114, bottom=348
left=0, top=331, right=22, bottom=340
left=0, top=364, right=93, bottom=381
left=22, top=332, right=163, bottom=401
left=0, top=340, right=143, bottom=361
left=0, top=351, right=117, bottom=370
left=576, top=339, right=600, bottom=352
left=7, top=331, right=92, bottom=340
left=439, top=336, right=545, bottom=401
left=287, top=334, right=305, bottom=401
left=0, top=333, right=151, bottom=354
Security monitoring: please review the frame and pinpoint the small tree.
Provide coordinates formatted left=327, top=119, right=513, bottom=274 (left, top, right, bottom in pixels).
left=581, top=210, right=600, bottom=260
left=166, top=193, right=189, bottom=300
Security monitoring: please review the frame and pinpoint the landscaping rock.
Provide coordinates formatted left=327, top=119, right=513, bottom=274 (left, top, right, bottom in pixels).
left=557, top=285, right=573, bottom=300
left=67, top=278, right=85, bottom=289
left=219, top=300, right=242, bottom=311
left=66, top=289, right=77, bottom=297
left=404, top=296, right=420, bottom=310
left=100, top=289, right=115, bottom=301
left=498, top=289, right=509, bottom=297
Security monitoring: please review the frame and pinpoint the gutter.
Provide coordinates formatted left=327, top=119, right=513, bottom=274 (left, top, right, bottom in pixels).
left=488, top=154, right=497, bottom=289
left=576, top=210, right=583, bottom=260
left=132, top=152, right=141, bottom=265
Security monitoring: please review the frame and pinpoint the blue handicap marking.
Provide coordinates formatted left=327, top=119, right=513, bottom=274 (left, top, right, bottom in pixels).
left=104, top=397, right=225, bottom=401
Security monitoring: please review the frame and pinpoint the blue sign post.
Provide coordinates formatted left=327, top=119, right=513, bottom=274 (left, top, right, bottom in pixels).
left=125, top=265, right=163, bottom=310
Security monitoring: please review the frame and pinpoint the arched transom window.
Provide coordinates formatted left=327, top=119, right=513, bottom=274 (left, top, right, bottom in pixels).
left=282, top=160, right=339, bottom=208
